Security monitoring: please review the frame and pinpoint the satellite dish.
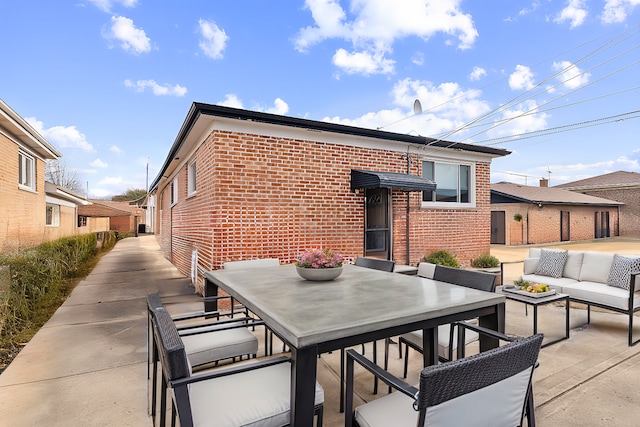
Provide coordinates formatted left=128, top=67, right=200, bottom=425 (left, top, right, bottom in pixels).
left=413, top=99, right=422, bottom=115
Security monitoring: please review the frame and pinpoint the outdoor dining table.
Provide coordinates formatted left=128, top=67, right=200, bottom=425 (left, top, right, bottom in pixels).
left=204, top=263, right=506, bottom=426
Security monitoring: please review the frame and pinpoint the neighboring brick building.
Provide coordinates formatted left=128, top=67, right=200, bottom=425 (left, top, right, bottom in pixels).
left=0, top=99, right=63, bottom=253
left=78, top=202, right=132, bottom=234
left=89, top=200, right=146, bottom=234
left=149, top=103, right=510, bottom=292
left=555, top=171, right=640, bottom=238
left=490, top=181, right=623, bottom=245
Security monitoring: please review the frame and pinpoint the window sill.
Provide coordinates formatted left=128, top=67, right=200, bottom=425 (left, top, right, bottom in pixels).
left=18, top=184, right=37, bottom=193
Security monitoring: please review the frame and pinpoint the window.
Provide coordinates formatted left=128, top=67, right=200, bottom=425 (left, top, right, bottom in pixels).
left=46, top=204, right=60, bottom=226
left=422, top=161, right=473, bottom=206
left=78, top=216, right=87, bottom=227
left=19, top=150, right=36, bottom=190
left=170, top=177, right=178, bottom=205
left=188, top=160, right=197, bottom=196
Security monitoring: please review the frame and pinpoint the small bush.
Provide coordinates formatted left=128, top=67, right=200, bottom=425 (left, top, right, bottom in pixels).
left=0, top=232, right=113, bottom=346
left=471, top=253, right=500, bottom=268
left=424, top=250, right=460, bottom=268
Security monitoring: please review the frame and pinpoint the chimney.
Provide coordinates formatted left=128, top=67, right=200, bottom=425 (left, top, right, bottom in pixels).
left=539, top=178, right=548, bottom=188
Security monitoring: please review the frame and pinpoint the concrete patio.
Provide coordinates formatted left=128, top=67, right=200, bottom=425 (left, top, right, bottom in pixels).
left=0, top=235, right=638, bottom=426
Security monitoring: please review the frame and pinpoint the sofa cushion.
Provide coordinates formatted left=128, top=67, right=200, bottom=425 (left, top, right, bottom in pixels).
left=607, top=255, right=640, bottom=290
left=523, top=258, right=539, bottom=274
left=521, top=274, right=577, bottom=292
left=529, top=248, right=542, bottom=258
left=535, top=249, right=568, bottom=278
left=562, top=281, right=640, bottom=311
left=579, top=252, right=615, bottom=284
left=563, top=251, right=584, bottom=280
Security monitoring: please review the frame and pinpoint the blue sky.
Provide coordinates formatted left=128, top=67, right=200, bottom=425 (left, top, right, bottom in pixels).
left=1, top=0, right=638, bottom=198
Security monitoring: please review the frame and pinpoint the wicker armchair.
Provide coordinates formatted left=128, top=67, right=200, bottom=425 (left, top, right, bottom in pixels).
left=151, top=307, right=324, bottom=427
left=147, top=293, right=264, bottom=426
left=346, top=326, right=543, bottom=427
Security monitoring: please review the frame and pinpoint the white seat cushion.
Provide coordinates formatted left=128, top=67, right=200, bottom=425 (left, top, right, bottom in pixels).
left=355, top=367, right=533, bottom=427
left=417, top=262, right=436, bottom=279
left=579, top=252, right=614, bottom=283
left=187, top=362, right=324, bottom=427
left=521, top=274, right=577, bottom=292
left=403, top=325, right=479, bottom=360
left=181, top=327, right=258, bottom=367
left=562, top=281, right=640, bottom=310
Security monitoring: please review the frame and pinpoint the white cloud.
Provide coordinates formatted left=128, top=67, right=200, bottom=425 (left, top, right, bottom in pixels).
left=124, top=79, right=187, bottom=96
left=26, top=117, right=94, bottom=152
left=90, top=158, right=109, bottom=168
left=601, top=0, right=640, bottom=23
left=294, top=0, right=478, bottom=76
left=198, top=19, right=229, bottom=59
left=554, top=0, right=588, bottom=28
left=110, top=145, right=123, bottom=155
left=411, top=52, right=425, bottom=66
left=217, top=95, right=289, bottom=115
left=89, top=188, right=113, bottom=198
left=323, top=77, right=492, bottom=139
left=99, top=176, right=125, bottom=185
left=332, top=49, right=395, bottom=75
left=103, top=16, right=151, bottom=55
left=486, top=100, right=549, bottom=140
left=218, top=94, right=243, bottom=108
left=509, top=65, right=535, bottom=90
left=552, top=61, right=590, bottom=89
left=88, top=0, right=138, bottom=13
left=469, top=66, right=487, bottom=81
left=266, top=98, right=289, bottom=115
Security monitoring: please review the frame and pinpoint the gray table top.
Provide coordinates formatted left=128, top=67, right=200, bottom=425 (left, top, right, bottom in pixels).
left=205, top=264, right=505, bottom=349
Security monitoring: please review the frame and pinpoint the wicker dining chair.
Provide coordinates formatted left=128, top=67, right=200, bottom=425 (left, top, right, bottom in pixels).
left=393, top=264, right=497, bottom=377
left=346, top=327, right=543, bottom=427
left=147, top=293, right=264, bottom=426
left=151, top=307, right=324, bottom=427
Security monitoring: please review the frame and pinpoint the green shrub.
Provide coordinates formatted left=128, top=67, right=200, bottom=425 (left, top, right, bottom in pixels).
left=471, top=253, right=500, bottom=268
left=424, top=250, right=460, bottom=268
left=0, top=232, right=112, bottom=345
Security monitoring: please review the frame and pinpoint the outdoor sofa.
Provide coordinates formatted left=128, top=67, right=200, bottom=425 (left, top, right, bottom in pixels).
left=501, top=248, right=640, bottom=346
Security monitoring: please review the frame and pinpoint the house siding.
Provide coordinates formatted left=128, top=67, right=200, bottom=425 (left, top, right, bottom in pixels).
left=156, top=128, right=494, bottom=288
left=0, top=133, right=47, bottom=253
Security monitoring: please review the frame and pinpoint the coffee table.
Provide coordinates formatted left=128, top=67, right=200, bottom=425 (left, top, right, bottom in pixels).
left=501, top=287, right=570, bottom=347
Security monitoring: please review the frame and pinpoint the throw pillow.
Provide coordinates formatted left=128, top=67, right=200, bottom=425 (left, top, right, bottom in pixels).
left=606, top=255, right=640, bottom=290
left=534, top=249, right=568, bottom=278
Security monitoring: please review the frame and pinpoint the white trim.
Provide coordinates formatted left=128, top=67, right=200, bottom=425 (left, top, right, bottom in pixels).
left=18, top=150, right=36, bottom=191
left=421, top=159, right=477, bottom=209
left=45, top=203, right=60, bottom=227
left=170, top=177, right=178, bottom=206
left=187, top=159, right=197, bottom=196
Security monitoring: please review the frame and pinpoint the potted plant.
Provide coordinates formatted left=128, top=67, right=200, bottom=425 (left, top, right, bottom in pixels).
left=295, top=248, right=344, bottom=281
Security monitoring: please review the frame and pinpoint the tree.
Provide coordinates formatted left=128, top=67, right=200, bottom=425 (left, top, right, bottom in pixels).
left=45, top=160, right=84, bottom=195
left=112, top=188, right=147, bottom=202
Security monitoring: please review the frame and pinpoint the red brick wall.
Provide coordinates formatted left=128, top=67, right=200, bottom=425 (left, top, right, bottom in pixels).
left=0, top=134, right=48, bottom=253
left=577, top=188, right=640, bottom=238
left=492, top=203, right=619, bottom=245
left=156, top=129, right=494, bottom=279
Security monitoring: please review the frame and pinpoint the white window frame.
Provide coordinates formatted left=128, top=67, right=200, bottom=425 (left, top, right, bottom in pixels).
left=421, top=160, right=476, bottom=208
left=46, top=203, right=60, bottom=227
left=170, top=177, right=178, bottom=206
left=18, top=150, right=36, bottom=191
left=187, top=160, right=197, bottom=196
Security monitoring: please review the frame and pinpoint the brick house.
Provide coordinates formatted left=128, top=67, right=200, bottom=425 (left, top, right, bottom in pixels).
left=0, top=99, right=63, bottom=253
left=87, top=200, right=146, bottom=234
left=555, top=171, right=640, bottom=238
left=44, top=182, right=91, bottom=241
left=149, top=103, right=510, bottom=292
left=490, top=181, right=623, bottom=245
left=77, top=202, right=133, bottom=234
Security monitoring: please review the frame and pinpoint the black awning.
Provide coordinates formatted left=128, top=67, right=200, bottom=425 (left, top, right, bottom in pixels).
left=350, top=169, right=436, bottom=192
